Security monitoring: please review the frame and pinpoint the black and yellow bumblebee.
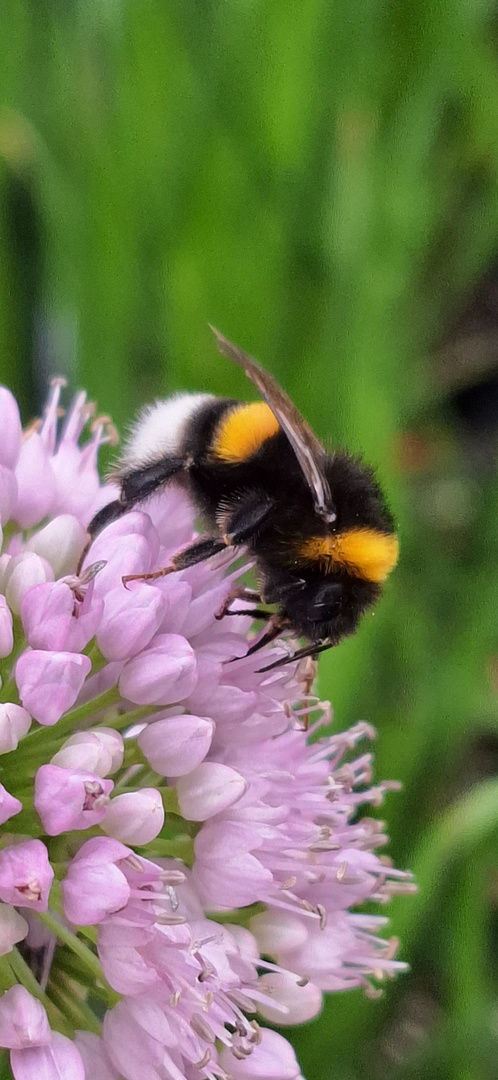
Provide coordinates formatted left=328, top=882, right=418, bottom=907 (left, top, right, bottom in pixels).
left=88, top=329, right=398, bottom=671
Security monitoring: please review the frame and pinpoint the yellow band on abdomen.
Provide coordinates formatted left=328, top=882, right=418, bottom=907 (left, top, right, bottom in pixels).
left=298, top=529, right=399, bottom=583
left=211, top=402, right=280, bottom=463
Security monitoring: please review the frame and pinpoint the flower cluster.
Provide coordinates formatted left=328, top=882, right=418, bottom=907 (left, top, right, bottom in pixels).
left=0, top=382, right=413, bottom=1080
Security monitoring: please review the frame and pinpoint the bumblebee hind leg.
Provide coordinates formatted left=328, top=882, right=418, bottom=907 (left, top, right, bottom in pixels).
left=122, top=536, right=229, bottom=585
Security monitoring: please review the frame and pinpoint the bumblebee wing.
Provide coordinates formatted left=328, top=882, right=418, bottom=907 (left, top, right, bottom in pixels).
left=210, top=327, right=336, bottom=523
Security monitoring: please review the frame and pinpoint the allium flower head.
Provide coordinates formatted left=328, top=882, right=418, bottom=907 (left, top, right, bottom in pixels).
left=0, top=381, right=414, bottom=1080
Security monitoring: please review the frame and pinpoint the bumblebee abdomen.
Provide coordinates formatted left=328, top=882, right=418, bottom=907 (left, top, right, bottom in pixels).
left=116, top=393, right=217, bottom=473
left=210, top=401, right=280, bottom=464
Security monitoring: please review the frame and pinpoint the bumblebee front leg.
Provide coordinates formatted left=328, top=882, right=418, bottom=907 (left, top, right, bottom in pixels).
left=122, top=536, right=229, bottom=585
left=215, top=585, right=263, bottom=620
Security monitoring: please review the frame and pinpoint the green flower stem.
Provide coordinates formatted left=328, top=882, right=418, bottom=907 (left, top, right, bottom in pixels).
left=103, top=704, right=159, bottom=731
left=14, top=686, right=123, bottom=761
left=140, top=835, right=194, bottom=863
left=0, top=957, right=16, bottom=994
left=0, top=1048, right=11, bottom=1079
left=161, top=787, right=181, bottom=814
left=6, top=947, right=71, bottom=1035
left=0, top=620, right=27, bottom=705
left=48, top=978, right=101, bottom=1035
left=36, top=911, right=115, bottom=1003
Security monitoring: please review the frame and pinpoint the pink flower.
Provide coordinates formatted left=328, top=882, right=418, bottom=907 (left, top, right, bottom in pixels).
left=4, top=554, right=53, bottom=616
left=61, top=837, right=140, bottom=925
left=0, top=595, right=13, bottom=657
left=0, top=388, right=22, bottom=470
left=34, top=764, right=113, bottom=835
left=16, top=650, right=92, bottom=726
left=0, top=985, right=50, bottom=1048
left=21, top=579, right=103, bottom=653
left=176, top=762, right=247, bottom=821
left=219, top=1029, right=305, bottom=1080
left=0, top=905, right=29, bottom=955
left=137, top=713, right=214, bottom=776
left=0, top=840, right=53, bottom=911
left=0, top=704, right=31, bottom=753
left=51, top=728, right=124, bottom=776
left=74, top=1032, right=119, bottom=1080
left=14, top=432, right=57, bottom=530
left=118, top=632, right=197, bottom=705
left=0, top=783, right=22, bottom=826
left=101, top=789, right=164, bottom=845
left=11, top=1032, right=85, bottom=1080
left=0, top=380, right=412, bottom=1080
left=97, top=582, right=166, bottom=660
left=25, top=514, right=87, bottom=578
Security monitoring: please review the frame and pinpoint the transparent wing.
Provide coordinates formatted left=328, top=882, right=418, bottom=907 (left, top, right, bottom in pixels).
left=210, top=327, right=336, bottom=523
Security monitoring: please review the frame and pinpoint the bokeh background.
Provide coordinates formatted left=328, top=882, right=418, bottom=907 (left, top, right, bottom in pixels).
left=1, top=2, right=498, bottom=1078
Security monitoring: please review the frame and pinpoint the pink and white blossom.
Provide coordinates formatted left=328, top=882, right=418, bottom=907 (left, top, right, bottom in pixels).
left=0, top=381, right=412, bottom=1080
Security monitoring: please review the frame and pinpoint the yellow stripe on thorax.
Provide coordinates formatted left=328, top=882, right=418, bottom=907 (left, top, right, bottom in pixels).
left=298, top=529, right=399, bottom=583
left=211, top=402, right=280, bottom=463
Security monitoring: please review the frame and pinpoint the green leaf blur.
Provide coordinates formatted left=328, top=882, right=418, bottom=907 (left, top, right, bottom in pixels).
left=1, top=2, right=498, bottom=1077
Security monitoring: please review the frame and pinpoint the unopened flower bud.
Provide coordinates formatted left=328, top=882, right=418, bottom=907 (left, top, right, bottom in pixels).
left=119, top=633, right=197, bottom=705
left=34, top=764, right=113, bottom=835
left=256, top=972, right=322, bottom=1025
left=26, top=514, right=87, bottom=577
left=219, top=1029, right=303, bottom=1079
left=0, top=388, right=22, bottom=469
left=97, top=583, right=166, bottom=660
left=137, top=713, right=214, bottom=776
left=14, top=432, right=56, bottom=529
left=15, top=650, right=91, bottom=726
left=0, top=985, right=50, bottom=1049
left=176, top=762, right=246, bottom=821
left=0, top=597, right=13, bottom=658
left=61, top=837, right=131, bottom=925
left=0, top=905, right=28, bottom=955
left=0, top=704, right=31, bottom=753
left=11, top=1031, right=85, bottom=1080
left=0, top=840, right=53, bottom=911
left=0, top=466, right=18, bottom=526
left=21, top=580, right=102, bottom=653
left=4, top=553, right=54, bottom=616
left=0, top=784, right=22, bottom=826
left=51, top=728, right=124, bottom=777
left=249, top=910, right=309, bottom=956
left=74, top=1032, right=119, bottom=1080
left=101, top=788, right=164, bottom=845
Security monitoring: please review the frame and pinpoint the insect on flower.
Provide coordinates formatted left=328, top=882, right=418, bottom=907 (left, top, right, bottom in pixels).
left=88, top=329, right=399, bottom=670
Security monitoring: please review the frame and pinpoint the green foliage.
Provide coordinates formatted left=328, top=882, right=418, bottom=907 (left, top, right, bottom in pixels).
left=1, top=2, right=498, bottom=1076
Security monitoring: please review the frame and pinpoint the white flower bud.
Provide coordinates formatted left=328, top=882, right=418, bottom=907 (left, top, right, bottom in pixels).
left=4, top=552, right=54, bottom=615
left=0, top=703, right=31, bottom=753
left=176, top=762, right=246, bottom=821
left=27, top=514, right=87, bottom=577
left=101, top=789, right=164, bottom=845
left=51, top=728, right=124, bottom=777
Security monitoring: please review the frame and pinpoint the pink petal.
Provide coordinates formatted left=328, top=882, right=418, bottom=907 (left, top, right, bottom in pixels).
left=16, top=650, right=91, bottom=726
left=11, top=1032, right=85, bottom=1080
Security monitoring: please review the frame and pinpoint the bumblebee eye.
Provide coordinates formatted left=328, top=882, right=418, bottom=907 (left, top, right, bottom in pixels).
left=309, top=582, right=343, bottom=620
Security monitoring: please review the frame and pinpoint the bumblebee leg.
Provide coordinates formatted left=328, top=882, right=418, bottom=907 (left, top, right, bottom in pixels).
left=78, top=499, right=127, bottom=572
left=215, top=585, right=262, bottom=620
left=242, top=615, right=291, bottom=658
left=120, top=456, right=185, bottom=505
left=223, top=493, right=274, bottom=545
left=221, top=608, right=273, bottom=620
left=122, top=536, right=229, bottom=585
left=90, top=499, right=128, bottom=537
left=87, top=458, right=186, bottom=543
left=256, top=638, right=334, bottom=673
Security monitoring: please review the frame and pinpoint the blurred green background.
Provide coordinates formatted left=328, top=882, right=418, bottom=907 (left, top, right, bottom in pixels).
left=1, top=1, right=498, bottom=1077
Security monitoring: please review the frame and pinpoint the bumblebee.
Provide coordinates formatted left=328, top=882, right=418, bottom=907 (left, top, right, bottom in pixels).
left=88, top=329, right=398, bottom=670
